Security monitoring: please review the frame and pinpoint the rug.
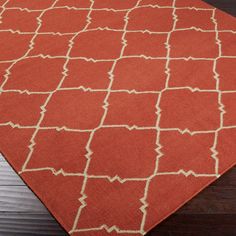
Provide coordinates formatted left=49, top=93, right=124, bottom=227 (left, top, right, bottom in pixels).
left=0, top=0, right=236, bottom=235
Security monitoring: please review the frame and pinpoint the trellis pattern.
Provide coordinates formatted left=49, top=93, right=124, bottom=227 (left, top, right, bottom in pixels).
left=0, top=0, right=236, bottom=235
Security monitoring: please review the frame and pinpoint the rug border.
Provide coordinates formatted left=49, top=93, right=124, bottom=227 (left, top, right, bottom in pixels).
left=1, top=147, right=235, bottom=235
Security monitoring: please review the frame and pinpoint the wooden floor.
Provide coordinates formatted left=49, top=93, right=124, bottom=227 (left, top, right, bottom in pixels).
left=0, top=154, right=66, bottom=236
left=204, top=0, right=236, bottom=16
left=1, top=1, right=235, bottom=236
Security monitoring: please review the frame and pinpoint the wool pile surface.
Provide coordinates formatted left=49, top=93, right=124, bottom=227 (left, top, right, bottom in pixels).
left=0, top=0, right=236, bottom=235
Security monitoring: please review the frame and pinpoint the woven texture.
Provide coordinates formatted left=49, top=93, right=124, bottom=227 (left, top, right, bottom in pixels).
left=0, top=0, right=236, bottom=235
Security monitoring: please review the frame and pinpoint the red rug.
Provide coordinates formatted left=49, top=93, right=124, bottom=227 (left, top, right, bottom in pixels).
left=0, top=0, right=236, bottom=235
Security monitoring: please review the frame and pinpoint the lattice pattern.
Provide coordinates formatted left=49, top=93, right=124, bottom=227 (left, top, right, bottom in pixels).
left=0, top=0, right=236, bottom=235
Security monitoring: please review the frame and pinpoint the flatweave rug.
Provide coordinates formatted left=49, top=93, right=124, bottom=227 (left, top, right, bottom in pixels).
left=0, top=0, right=236, bottom=235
